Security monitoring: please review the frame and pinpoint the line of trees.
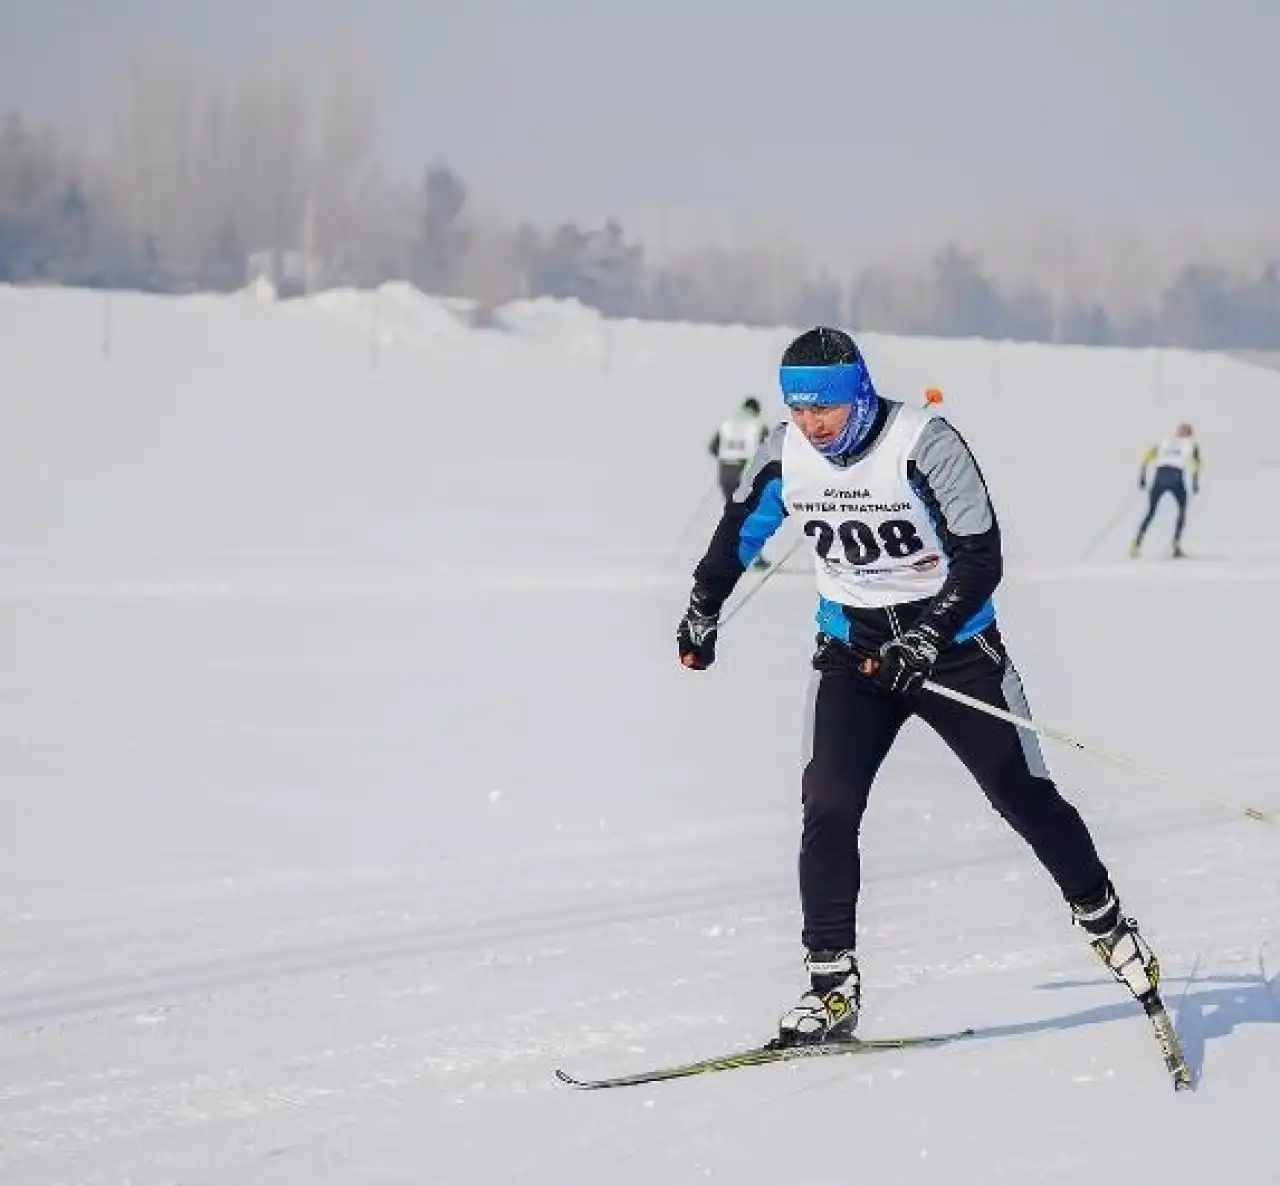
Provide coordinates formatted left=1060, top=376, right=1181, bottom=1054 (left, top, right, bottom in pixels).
left=4, top=50, right=1280, bottom=350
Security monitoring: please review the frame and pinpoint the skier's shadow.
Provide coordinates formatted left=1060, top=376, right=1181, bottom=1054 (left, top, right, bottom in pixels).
left=961, top=963, right=1279, bottom=1087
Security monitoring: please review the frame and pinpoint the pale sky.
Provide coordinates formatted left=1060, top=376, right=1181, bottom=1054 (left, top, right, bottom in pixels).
left=2, top=0, right=1278, bottom=251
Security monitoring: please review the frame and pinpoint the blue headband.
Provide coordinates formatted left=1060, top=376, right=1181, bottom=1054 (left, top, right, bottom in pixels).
left=779, top=361, right=870, bottom=407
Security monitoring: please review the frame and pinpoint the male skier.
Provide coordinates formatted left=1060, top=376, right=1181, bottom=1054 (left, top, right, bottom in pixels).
left=1131, top=423, right=1201, bottom=558
left=677, top=327, right=1161, bottom=1046
left=708, top=397, right=768, bottom=503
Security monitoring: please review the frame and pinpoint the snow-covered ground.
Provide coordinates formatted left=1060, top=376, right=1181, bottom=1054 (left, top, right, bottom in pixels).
left=0, top=284, right=1277, bottom=1185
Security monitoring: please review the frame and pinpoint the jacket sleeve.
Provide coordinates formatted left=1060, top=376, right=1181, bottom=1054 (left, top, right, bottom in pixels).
left=708, top=431, right=721, bottom=459
left=1138, top=446, right=1157, bottom=487
left=906, top=418, right=1004, bottom=642
left=691, top=423, right=789, bottom=613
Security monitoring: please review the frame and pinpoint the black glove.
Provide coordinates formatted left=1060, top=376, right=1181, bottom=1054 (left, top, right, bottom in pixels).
left=872, top=624, right=942, bottom=694
left=677, top=593, right=720, bottom=670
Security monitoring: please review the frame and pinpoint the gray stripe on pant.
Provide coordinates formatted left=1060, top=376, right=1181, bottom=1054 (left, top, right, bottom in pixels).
left=999, top=662, right=1050, bottom=780
left=802, top=670, right=821, bottom=766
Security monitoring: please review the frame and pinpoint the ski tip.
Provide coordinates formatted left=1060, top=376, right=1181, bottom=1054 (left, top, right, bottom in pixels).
left=554, top=1068, right=602, bottom=1090
left=919, top=1025, right=976, bottom=1045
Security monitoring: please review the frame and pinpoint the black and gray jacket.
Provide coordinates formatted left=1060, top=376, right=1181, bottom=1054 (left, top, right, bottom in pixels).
left=690, top=399, right=1004, bottom=661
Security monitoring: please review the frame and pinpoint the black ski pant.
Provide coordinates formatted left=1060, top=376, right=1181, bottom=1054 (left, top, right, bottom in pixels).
left=799, top=627, right=1109, bottom=952
left=717, top=461, right=747, bottom=502
left=1136, top=470, right=1188, bottom=546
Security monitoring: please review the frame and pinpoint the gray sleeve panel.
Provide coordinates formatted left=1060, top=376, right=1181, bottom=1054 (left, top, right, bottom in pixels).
left=731, top=421, right=788, bottom=504
left=909, top=417, right=994, bottom=536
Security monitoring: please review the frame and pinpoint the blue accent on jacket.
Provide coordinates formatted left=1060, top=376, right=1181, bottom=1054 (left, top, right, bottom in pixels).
left=814, top=596, right=995, bottom=645
left=737, top=477, right=786, bottom=567
left=817, top=596, right=852, bottom=642
left=952, top=598, right=995, bottom=641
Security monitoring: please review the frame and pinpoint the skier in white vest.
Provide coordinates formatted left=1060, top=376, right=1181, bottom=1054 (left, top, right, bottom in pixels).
left=1131, top=423, right=1202, bottom=559
left=708, top=397, right=768, bottom=503
left=676, top=327, right=1160, bottom=1047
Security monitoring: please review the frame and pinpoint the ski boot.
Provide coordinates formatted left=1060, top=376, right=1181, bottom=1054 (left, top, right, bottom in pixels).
left=1070, top=882, right=1160, bottom=1000
left=1071, top=882, right=1192, bottom=1089
left=1172, top=542, right=1185, bottom=559
left=1128, top=541, right=1141, bottom=559
left=775, top=949, right=860, bottom=1046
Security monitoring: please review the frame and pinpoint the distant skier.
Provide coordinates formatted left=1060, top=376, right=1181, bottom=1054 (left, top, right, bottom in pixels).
left=677, top=327, right=1162, bottom=1048
left=1131, top=423, right=1201, bottom=559
left=708, top=397, right=768, bottom=503
left=707, top=397, right=772, bottom=570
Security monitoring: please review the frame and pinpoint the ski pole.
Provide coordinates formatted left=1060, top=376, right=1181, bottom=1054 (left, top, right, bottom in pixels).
left=918, top=676, right=1278, bottom=829
left=676, top=482, right=721, bottom=548
left=719, top=536, right=806, bottom=627
left=1081, top=489, right=1140, bottom=561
